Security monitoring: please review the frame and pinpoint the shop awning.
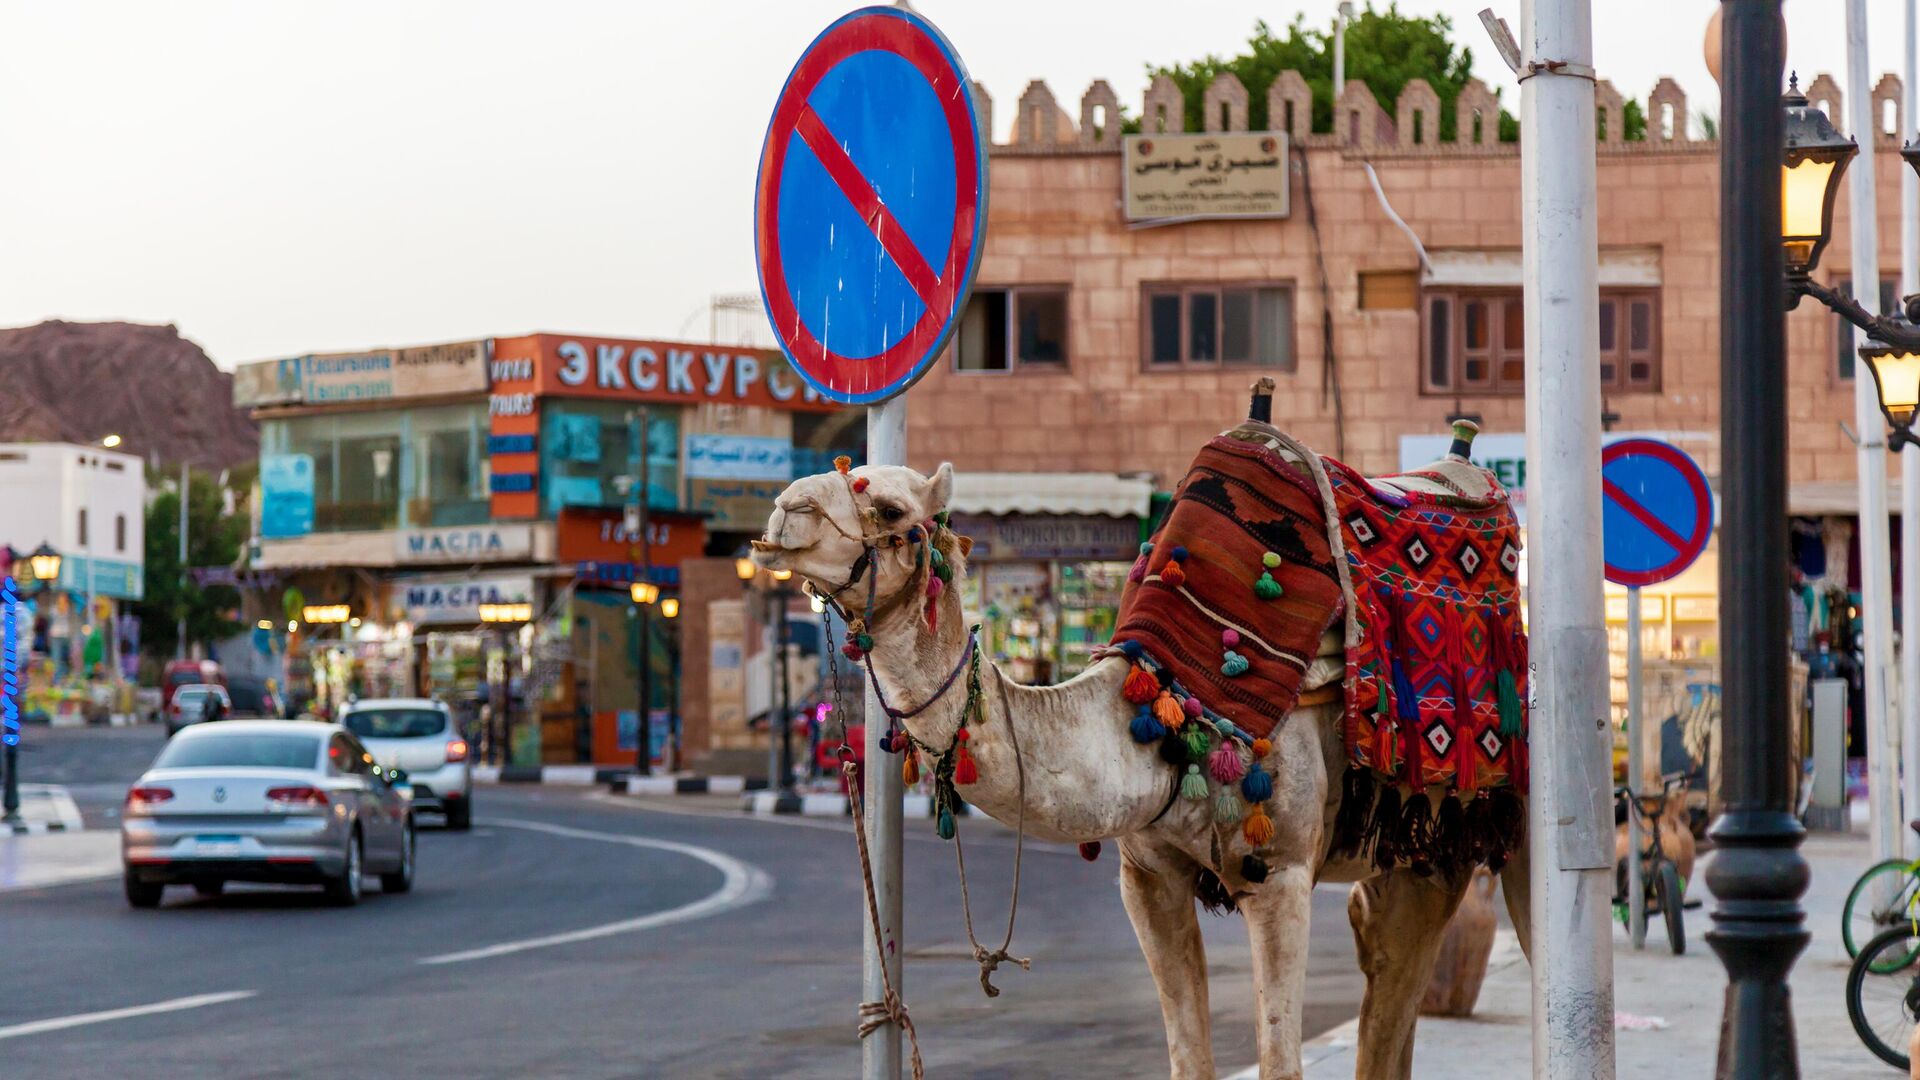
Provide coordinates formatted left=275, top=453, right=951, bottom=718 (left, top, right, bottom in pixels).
left=948, top=472, right=1155, bottom=518
left=1788, top=479, right=1909, bottom=517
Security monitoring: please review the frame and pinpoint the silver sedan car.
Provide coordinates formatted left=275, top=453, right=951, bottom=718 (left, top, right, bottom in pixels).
left=121, top=720, right=415, bottom=908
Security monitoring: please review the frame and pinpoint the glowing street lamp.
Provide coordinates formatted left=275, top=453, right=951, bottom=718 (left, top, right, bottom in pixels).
left=660, top=597, right=680, bottom=620
left=27, top=543, right=61, bottom=586
left=1781, top=76, right=1854, bottom=283
left=630, top=581, right=660, bottom=606
left=735, top=556, right=758, bottom=582
left=1860, top=345, right=1920, bottom=450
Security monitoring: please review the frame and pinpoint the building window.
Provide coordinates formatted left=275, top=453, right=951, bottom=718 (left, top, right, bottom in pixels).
left=1141, top=284, right=1295, bottom=370
left=540, top=400, right=681, bottom=516
left=1833, top=276, right=1899, bottom=380
left=77, top=507, right=87, bottom=548
left=954, top=287, right=1068, bottom=371
left=115, top=514, right=127, bottom=553
left=1423, top=287, right=1661, bottom=394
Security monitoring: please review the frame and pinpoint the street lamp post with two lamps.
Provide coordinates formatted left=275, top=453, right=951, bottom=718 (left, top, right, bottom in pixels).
left=630, top=580, right=660, bottom=776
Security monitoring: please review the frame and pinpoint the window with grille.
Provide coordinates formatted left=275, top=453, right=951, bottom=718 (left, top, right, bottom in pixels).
left=1422, top=287, right=1661, bottom=394
left=1141, top=284, right=1295, bottom=370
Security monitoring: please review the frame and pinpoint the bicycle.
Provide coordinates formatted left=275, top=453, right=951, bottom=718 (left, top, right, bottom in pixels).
left=1612, top=774, right=1689, bottom=955
left=1844, top=822, right=1920, bottom=963
left=1846, top=923, right=1920, bottom=1070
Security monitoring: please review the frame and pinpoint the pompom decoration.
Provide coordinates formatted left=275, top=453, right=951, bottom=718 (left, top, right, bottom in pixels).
left=937, top=807, right=956, bottom=840
left=1180, top=764, right=1209, bottom=801
left=1207, top=743, right=1247, bottom=784
left=954, top=746, right=978, bottom=785
left=1214, top=788, right=1245, bottom=825
left=1160, top=561, right=1187, bottom=587
left=1122, top=666, right=1160, bottom=704
left=1129, top=705, right=1166, bottom=744
left=852, top=477, right=870, bottom=493
left=1170, top=546, right=1189, bottom=562
left=1221, top=651, right=1250, bottom=677
left=905, top=526, right=924, bottom=544
left=1139, top=542, right=1153, bottom=556
left=1078, top=841, right=1102, bottom=862
left=1250, top=737, right=1273, bottom=760
left=842, top=642, right=867, bottom=661
left=1183, top=697, right=1203, bottom=718
left=833, top=455, right=852, bottom=474
left=1240, top=763, right=1274, bottom=803
left=1240, top=854, right=1270, bottom=883
left=1221, top=628, right=1241, bottom=648
left=1262, top=551, right=1282, bottom=569
left=926, top=577, right=944, bottom=598
left=1243, top=805, right=1276, bottom=847
left=1118, top=640, right=1145, bottom=661
left=1254, top=573, right=1283, bottom=600
left=856, top=633, right=874, bottom=652
left=902, top=752, right=920, bottom=786
left=1153, top=693, right=1185, bottom=731
left=1182, top=726, right=1212, bottom=761
left=1128, top=559, right=1148, bottom=585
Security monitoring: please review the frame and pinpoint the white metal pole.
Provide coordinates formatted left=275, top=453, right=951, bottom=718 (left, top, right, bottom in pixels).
left=1627, top=587, right=1645, bottom=949
left=1901, top=0, right=1920, bottom=859
left=1333, top=2, right=1353, bottom=97
left=83, top=455, right=94, bottom=679
left=1847, top=0, right=1903, bottom=870
left=1519, top=0, right=1615, bottom=1073
left=861, top=396, right=906, bottom=1080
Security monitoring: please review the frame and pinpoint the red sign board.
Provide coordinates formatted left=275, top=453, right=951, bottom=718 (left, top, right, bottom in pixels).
left=555, top=508, right=708, bottom=567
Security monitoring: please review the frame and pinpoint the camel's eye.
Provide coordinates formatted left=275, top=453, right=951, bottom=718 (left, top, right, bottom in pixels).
left=877, top=504, right=906, bottom=523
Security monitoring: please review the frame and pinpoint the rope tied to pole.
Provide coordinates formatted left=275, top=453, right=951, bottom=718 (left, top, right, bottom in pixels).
left=842, top=755, right=926, bottom=1080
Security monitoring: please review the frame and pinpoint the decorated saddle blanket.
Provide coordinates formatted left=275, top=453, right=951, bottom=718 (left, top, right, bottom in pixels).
left=1109, top=425, right=1529, bottom=796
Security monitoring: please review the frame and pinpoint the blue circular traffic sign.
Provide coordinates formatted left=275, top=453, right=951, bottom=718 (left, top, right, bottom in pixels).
left=754, top=7, right=988, bottom=405
left=1601, top=438, right=1714, bottom=587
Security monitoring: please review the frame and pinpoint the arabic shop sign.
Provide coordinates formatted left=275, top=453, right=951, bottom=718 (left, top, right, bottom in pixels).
left=1123, top=132, right=1291, bottom=221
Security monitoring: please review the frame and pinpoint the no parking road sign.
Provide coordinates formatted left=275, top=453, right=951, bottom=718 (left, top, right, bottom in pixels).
left=754, top=6, right=988, bottom=405
left=1601, top=438, right=1714, bottom=587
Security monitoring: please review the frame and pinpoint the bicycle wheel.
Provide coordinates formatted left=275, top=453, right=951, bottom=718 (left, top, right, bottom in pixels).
left=1844, top=860, right=1920, bottom=960
left=1653, top=862, right=1685, bottom=955
left=1847, top=926, right=1920, bottom=1071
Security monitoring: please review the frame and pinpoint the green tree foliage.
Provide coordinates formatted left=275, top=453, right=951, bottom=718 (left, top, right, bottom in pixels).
left=1149, top=5, right=1500, bottom=141
left=134, top=467, right=249, bottom=662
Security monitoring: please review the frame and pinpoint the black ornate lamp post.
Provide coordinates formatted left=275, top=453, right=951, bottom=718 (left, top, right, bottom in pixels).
left=1708, top=4, right=1805, bottom=1075
left=630, top=580, right=660, bottom=775
left=659, top=596, right=682, bottom=773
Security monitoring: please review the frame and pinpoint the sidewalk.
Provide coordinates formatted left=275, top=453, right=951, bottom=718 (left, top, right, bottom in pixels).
left=1303, top=830, right=1889, bottom=1078
left=0, top=830, right=119, bottom=891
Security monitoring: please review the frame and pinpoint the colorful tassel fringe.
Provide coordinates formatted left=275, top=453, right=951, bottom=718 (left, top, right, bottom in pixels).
left=937, top=807, right=956, bottom=840
left=1180, top=764, right=1209, bottom=801
left=1153, top=693, right=1185, bottom=731
left=1240, top=763, right=1273, bottom=802
left=1078, top=841, right=1102, bottom=862
left=1122, top=666, right=1159, bottom=704
left=1214, top=788, right=1244, bottom=825
left=1207, top=743, right=1247, bottom=784
left=1129, top=705, right=1165, bottom=744
left=902, top=753, right=919, bottom=786
left=1243, top=805, right=1275, bottom=847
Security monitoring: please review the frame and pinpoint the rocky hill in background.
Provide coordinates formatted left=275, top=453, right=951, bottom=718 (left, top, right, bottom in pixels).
left=0, top=320, right=257, bottom=471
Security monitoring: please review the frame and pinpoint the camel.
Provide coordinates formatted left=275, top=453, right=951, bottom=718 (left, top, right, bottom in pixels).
left=754, top=451, right=1534, bottom=1080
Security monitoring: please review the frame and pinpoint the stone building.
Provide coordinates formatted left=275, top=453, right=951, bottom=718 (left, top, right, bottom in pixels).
left=906, top=68, right=1912, bottom=719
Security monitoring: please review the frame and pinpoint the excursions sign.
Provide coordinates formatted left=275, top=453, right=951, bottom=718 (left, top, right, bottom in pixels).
left=233, top=341, right=490, bottom=407
left=492, top=333, right=837, bottom=412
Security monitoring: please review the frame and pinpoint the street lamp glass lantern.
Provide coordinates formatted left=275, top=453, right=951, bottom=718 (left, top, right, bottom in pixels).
left=734, top=557, right=758, bottom=582
left=1860, top=344, right=1920, bottom=447
left=28, top=543, right=60, bottom=584
left=1782, top=78, right=1856, bottom=281
left=770, top=569, right=793, bottom=582
left=660, top=597, right=680, bottom=620
left=630, top=581, right=660, bottom=606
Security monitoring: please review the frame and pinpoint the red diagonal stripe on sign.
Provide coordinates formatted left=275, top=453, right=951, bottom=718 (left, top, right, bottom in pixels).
left=793, top=104, right=942, bottom=308
left=1602, top=477, right=1691, bottom=555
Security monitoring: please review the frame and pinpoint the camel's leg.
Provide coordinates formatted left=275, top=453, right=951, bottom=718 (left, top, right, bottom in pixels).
left=1500, top=826, right=1533, bottom=964
left=1346, top=869, right=1472, bottom=1080
left=1240, top=864, right=1314, bottom=1079
left=1119, top=848, right=1215, bottom=1080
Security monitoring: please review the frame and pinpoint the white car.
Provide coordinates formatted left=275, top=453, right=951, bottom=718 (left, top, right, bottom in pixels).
left=338, top=698, right=472, bottom=829
left=121, top=720, right=414, bottom=907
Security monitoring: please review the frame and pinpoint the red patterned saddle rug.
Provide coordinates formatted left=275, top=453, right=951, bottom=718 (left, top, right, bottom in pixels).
left=1108, top=421, right=1528, bottom=875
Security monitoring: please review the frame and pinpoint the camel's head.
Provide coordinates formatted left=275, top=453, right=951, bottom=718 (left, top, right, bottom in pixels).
left=752, top=462, right=956, bottom=606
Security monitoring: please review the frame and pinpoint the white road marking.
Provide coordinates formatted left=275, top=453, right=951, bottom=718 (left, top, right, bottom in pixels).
left=416, top=818, right=774, bottom=966
left=580, top=789, right=1083, bottom=855
left=0, top=990, right=257, bottom=1041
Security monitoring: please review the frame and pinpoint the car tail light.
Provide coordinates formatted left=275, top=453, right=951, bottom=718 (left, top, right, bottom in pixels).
left=126, top=786, right=174, bottom=807
left=170, top=703, right=182, bottom=716
left=445, top=738, right=469, bottom=763
left=265, top=785, right=330, bottom=807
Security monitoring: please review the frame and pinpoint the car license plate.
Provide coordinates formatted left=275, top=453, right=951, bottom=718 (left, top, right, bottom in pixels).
left=196, top=835, right=242, bottom=857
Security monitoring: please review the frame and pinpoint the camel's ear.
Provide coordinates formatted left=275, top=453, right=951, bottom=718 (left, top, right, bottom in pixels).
left=921, top=462, right=954, bottom=516
left=956, top=534, right=974, bottom=558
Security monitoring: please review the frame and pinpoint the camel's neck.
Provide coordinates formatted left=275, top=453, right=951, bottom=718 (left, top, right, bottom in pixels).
left=860, top=570, right=1172, bottom=843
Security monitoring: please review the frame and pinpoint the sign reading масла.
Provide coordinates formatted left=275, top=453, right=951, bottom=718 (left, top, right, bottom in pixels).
left=1123, top=132, right=1291, bottom=221
left=401, top=573, right=535, bottom=625
left=393, top=525, right=534, bottom=564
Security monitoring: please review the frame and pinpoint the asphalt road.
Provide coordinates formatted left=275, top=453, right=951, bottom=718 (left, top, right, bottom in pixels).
left=2, top=725, right=1367, bottom=1078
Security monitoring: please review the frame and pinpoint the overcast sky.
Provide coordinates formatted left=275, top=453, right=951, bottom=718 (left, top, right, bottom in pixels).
left=0, top=1, right=1905, bottom=367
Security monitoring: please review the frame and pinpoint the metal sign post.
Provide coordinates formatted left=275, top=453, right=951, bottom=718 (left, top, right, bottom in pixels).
left=754, top=8, right=987, bottom=1075
left=1599, top=437, right=1713, bottom=953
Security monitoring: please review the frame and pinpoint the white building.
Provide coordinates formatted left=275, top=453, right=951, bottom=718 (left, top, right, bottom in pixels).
left=0, top=442, right=146, bottom=614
